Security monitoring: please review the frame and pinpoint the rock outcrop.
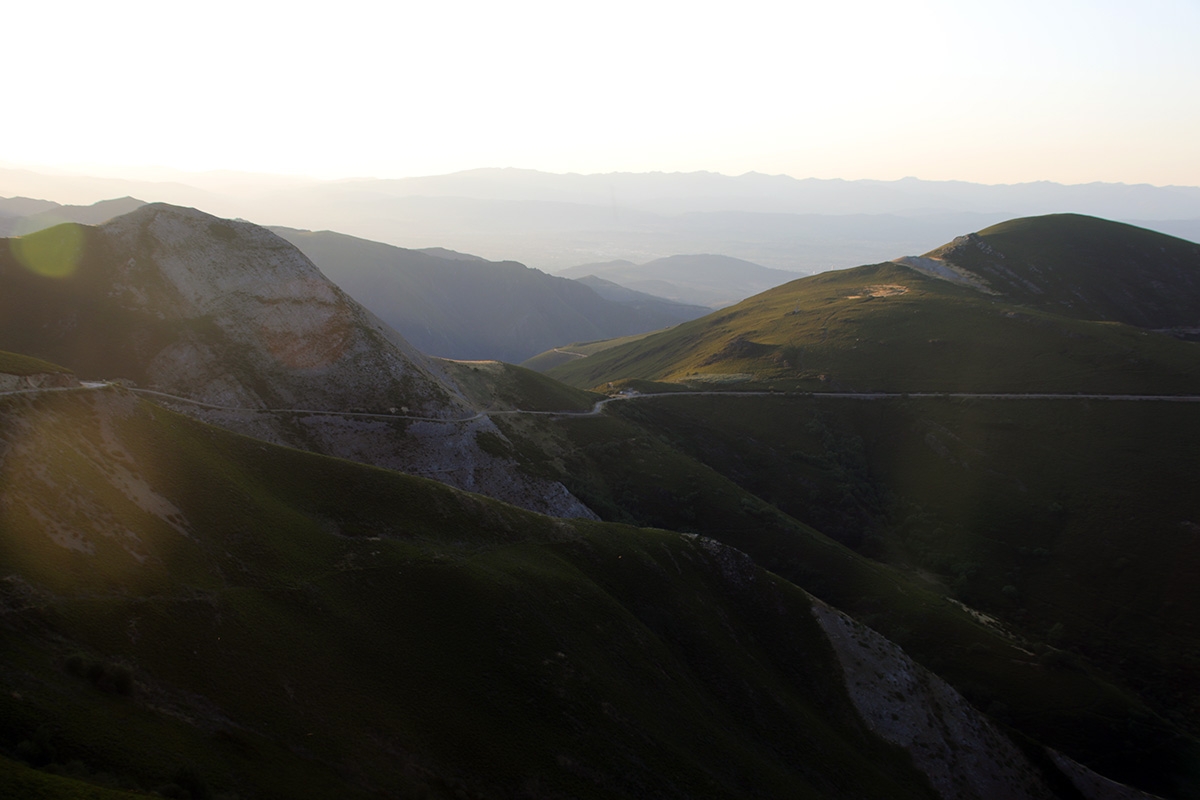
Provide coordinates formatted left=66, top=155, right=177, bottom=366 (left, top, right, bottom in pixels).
left=0, top=371, right=77, bottom=392
left=812, top=599, right=1163, bottom=800
left=0, top=204, right=595, bottom=518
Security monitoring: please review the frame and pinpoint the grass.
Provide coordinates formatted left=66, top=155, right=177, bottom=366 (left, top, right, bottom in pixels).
left=547, top=260, right=1200, bottom=394
left=0, top=387, right=949, bottom=799
left=0, top=349, right=72, bottom=376
left=520, top=330, right=664, bottom=372
left=927, top=214, right=1200, bottom=329
left=0, top=755, right=149, bottom=799
left=491, top=391, right=1200, bottom=798
left=5, top=212, right=1200, bottom=797
left=438, top=358, right=601, bottom=412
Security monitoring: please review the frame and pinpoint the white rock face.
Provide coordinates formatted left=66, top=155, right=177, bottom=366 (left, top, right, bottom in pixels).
left=813, top=600, right=1056, bottom=800
left=91, top=204, right=595, bottom=519
left=813, top=601, right=1162, bottom=799
left=100, top=204, right=463, bottom=416
left=0, top=372, right=77, bottom=392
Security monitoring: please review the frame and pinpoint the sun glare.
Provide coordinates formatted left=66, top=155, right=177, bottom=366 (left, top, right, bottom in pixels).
left=10, top=225, right=84, bottom=279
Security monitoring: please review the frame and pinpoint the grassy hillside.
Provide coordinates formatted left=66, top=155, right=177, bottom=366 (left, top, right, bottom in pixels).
left=520, top=331, right=661, bottom=373
left=489, top=394, right=1200, bottom=798
left=0, top=349, right=71, bottom=377
left=584, top=394, right=1200, bottom=732
left=7, top=209, right=1200, bottom=799
left=926, top=214, right=1200, bottom=329
left=0, top=387, right=953, bottom=800
left=548, top=260, right=1200, bottom=393
left=438, top=358, right=601, bottom=412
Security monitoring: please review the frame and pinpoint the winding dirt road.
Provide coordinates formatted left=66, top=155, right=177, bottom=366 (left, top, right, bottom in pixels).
left=7, top=382, right=1200, bottom=423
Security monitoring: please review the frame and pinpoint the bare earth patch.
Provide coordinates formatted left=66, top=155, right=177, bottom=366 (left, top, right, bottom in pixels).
left=846, top=284, right=910, bottom=299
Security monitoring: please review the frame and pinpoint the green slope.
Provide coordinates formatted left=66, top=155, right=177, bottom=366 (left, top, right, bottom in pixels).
left=437, top=358, right=601, bottom=412
left=582, top=393, right=1200, bottom=731
left=488, top=393, right=1200, bottom=798
left=926, top=214, right=1200, bottom=329
left=0, top=349, right=72, bottom=377
left=0, top=756, right=148, bottom=800
left=548, top=259, right=1200, bottom=393
left=520, top=331, right=661, bottom=373
left=0, top=387, right=944, bottom=800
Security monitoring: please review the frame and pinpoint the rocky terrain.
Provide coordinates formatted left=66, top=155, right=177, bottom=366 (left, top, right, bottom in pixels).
left=0, top=205, right=593, bottom=517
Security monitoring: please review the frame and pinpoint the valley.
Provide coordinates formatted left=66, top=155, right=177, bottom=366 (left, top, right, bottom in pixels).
left=1, top=201, right=1198, bottom=799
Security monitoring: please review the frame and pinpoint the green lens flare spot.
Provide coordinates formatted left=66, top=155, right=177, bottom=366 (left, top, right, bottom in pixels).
left=11, top=224, right=85, bottom=279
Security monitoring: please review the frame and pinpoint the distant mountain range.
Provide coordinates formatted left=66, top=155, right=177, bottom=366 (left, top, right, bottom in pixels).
left=5, top=165, right=1200, bottom=272
left=560, top=254, right=798, bottom=308
left=270, top=227, right=708, bottom=363
left=0, top=195, right=145, bottom=237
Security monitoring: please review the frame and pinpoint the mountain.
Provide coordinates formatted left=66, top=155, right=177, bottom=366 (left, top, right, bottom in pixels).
left=270, top=226, right=707, bottom=362
left=0, top=349, right=75, bottom=390
left=3, top=206, right=1199, bottom=798
left=0, top=204, right=592, bottom=517
left=559, top=254, right=799, bottom=308
left=330, top=168, right=1200, bottom=218
left=572, top=274, right=709, bottom=319
left=916, top=214, right=1200, bottom=330
left=514, top=214, right=1200, bottom=796
left=547, top=216, right=1200, bottom=394
left=0, top=382, right=1173, bottom=799
left=0, top=196, right=147, bottom=238
left=0, top=197, right=59, bottom=217
left=0, top=198, right=55, bottom=237
left=462, top=359, right=1200, bottom=799
left=11, top=166, right=1200, bottom=275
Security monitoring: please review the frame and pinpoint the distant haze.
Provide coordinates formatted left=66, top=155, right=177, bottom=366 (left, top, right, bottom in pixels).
left=2, top=1, right=1199, bottom=187
left=4, top=167, right=1199, bottom=273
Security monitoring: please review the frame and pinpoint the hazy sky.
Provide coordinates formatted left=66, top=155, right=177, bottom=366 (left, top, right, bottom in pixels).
left=4, top=0, right=1199, bottom=186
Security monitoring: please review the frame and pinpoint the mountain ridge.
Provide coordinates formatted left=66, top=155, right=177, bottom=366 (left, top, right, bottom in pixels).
left=558, top=253, right=798, bottom=308
left=923, top=213, right=1200, bottom=330
left=270, top=226, right=708, bottom=363
left=547, top=215, right=1200, bottom=393
left=8, top=167, right=1200, bottom=273
left=0, top=204, right=594, bottom=518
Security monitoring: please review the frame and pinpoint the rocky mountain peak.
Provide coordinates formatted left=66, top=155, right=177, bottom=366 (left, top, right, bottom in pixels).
left=94, top=203, right=463, bottom=415
left=0, top=204, right=596, bottom=519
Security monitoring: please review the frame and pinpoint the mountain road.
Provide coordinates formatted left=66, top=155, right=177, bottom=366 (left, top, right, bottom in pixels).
left=7, top=382, right=1200, bottom=422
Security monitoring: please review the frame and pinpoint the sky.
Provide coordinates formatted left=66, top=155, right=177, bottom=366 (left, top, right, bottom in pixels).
left=4, top=0, right=1199, bottom=186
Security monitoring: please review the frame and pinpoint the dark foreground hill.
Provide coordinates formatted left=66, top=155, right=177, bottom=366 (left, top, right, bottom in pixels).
left=271, top=227, right=706, bottom=363
left=515, top=214, right=1200, bottom=797
left=0, top=385, right=1137, bottom=800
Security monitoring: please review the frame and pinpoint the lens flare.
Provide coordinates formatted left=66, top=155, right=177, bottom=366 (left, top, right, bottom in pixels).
left=0, top=392, right=188, bottom=593
left=10, top=224, right=85, bottom=279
